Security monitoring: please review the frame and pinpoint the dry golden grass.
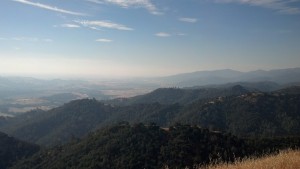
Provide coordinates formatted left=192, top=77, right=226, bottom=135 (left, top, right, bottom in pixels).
left=207, top=150, right=300, bottom=169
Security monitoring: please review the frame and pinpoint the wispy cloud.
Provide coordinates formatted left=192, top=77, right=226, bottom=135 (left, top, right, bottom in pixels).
left=61, top=24, right=81, bottom=28
left=89, top=27, right=102, bottom=31
left=96, top=38, right=113, bottom=42
left=177, top=33, right=186, bottom=36
left=86, top=0, right=162, bottom=15
left=13, top=0, right=86, bottom=16
left=74, top=20, right=133, bottom=31
left=155, top=32, right=171, bottom=37
left=86, top=0, right=104, bottom=4
left=0, top=37, right=53, bottom=42
left=215, top=0, right=300, bottom=14
left=179, top=17, right=198, bottom=23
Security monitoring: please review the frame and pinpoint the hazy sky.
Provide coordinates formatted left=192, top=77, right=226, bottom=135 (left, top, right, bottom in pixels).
left=1, top=0, right=300, bottom=78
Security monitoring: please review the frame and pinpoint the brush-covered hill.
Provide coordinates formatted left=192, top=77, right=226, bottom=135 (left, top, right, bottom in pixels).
left=207, top=150, right=300, bottom=169
left=0, top=99, right=184, bottom=146
left=107, top=81, right=299, bottom=106
left=272, top=85, right=300, bottom=95
left=107, top=85, right=250, bottom=105
left=175, top=92, right=300, bottom=137
left=190, top=81, right=281, bottom=92
left=9, top=123, right=250, bottom=169
left=0, top=99, right=113, bottom=146
left=1, top=86, right=299, bottom=146
left=0, top=131, right=39, bottom=169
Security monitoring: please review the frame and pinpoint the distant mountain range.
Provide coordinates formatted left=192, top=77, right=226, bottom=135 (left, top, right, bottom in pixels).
left=1, top=68, right=300, bottom=99
left=1, top=67, right=300, bottom=116
left=0, top=76, right=109, bottom=100
left=156, top=67, right=300, bottom=87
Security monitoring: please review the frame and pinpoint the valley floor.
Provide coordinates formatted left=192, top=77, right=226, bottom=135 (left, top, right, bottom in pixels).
left=207, top=150, right=300, bottom=169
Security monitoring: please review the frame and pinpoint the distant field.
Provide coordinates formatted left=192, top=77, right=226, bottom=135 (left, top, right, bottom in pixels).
left=207, top=150, right=300, bottom=169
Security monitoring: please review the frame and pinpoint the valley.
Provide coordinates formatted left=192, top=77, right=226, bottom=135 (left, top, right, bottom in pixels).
left=1, top=67, right=300, bottom=116
left=0, top=69, right=299, bottom=168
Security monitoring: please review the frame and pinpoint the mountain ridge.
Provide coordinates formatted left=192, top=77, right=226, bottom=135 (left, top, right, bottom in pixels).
left=1, top=85, right=299, bottom=146
left=157, top=67, right=300, bottom=87
left=0, top=131, right=39, bottom=169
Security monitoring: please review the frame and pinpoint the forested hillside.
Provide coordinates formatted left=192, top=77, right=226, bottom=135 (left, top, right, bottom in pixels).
left=107, top=85, right=250, bottom=105
left=9, top=123, right=250, bottom=169
left=175, top=92, right=300, bottom=137
left=272, top=86, right=300, bottom=95
left=9, top=123, right=300, bottom=169
left=1, top=87, right=299, bottom=146
left=0, top=99, right=113, bottom=146
left=0, top=131, right=39, bottom=169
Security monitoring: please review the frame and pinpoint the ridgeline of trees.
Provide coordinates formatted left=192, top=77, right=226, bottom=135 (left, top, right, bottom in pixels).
left=8, top=123, right=249, bottom=169
left=106, top=85, right=250, bottom=105
left=0, top=99, right=112, bottom=146
left=9, top=123, right=300, bottom=169
left=176, top=92, right=300, bottom=137
left=1, top=87, right=299, bottom=146
left=0, top=132, right=39, bottom=169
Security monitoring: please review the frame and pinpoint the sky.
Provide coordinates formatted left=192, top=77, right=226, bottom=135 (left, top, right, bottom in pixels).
left=0, top=0, right=300, bottom=78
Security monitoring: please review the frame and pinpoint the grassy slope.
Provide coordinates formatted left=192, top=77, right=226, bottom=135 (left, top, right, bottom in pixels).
left=207, top=150, right=300, bottom=169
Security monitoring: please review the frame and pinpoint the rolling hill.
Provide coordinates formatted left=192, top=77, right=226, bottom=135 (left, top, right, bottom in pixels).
left=9, top=123, right=250, bottom=169
left=107, top=85, right=250, bottom=105
left=0, top=99, right=113, bottom=146
left=1, top=86, right=299, bottom=146
left=8, top=123, right=300, bottom=169
left=0, top=131, right=39, bottom=169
